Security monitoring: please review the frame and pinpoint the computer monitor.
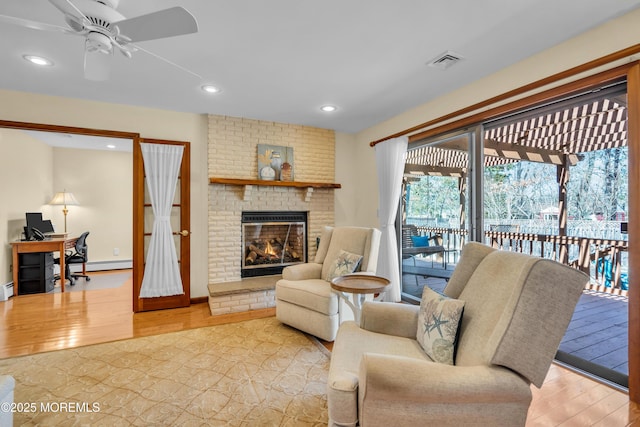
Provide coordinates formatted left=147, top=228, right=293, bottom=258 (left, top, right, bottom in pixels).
left=25, top=212, right=42, bottom=229
left=25, top=212, right=55, bottom=234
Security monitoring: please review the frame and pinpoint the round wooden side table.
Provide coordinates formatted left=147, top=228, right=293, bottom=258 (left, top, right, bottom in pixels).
left=330, top=274, right=390, bottom=325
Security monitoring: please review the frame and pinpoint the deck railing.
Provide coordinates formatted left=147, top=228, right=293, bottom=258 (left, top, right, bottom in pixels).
left=412, top=226, right=628, bottom=295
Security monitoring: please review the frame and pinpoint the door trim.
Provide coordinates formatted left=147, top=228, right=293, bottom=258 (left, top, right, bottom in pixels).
left=133, top=138, right=191, bottom=312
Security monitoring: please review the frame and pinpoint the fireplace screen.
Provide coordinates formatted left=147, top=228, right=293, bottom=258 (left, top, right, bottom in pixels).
left=241, top=211, right=307, bottom=277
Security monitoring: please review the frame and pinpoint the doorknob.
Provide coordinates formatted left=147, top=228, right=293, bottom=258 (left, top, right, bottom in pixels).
left=179, top=230, right=190, bottom=237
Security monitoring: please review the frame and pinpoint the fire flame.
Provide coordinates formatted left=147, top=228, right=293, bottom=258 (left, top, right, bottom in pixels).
left=264, top=240, right=276, bottom=256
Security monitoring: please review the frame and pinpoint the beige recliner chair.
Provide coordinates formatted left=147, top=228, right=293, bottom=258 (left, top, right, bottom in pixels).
left=276, top=226, right=381, bottom=342
left=327, top=241, right=588, bottom=426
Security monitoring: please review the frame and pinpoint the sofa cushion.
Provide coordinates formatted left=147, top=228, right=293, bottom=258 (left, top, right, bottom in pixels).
left=275, top=278, right=338, bottom=315
left=328, top=321, right=432, bottom=425
left=454, top=250, right=587, bottom=387
left=325, top=250, right=363, bottom=281
left=417, top=287, right=465, bottom=365
left=320, top=227, right=378, bottom=280
left=444, top=241, right=496, bottom=298
left=329, top=321, right=432, bottom=392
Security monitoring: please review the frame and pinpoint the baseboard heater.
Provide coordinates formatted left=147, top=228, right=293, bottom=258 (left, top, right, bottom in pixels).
left=0, top=282, right=14, bottom=301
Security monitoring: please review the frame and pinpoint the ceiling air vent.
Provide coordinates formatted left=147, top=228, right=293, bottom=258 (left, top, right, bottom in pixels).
left=427, top=51, right=464, bottom=70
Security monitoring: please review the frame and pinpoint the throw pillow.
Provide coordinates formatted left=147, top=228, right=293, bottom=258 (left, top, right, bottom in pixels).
left=326, top=250, right=363, bottom=281
left=417, top=287, right=465, bottom=365
left=411, top=235, right=430, bottom=247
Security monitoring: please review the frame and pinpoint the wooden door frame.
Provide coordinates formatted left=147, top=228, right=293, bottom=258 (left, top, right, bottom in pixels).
left=627, top=63, right=640, bottom=403
left=133, top=138, right=191, bottom=312
left=0, top=120, right=139, bottom=141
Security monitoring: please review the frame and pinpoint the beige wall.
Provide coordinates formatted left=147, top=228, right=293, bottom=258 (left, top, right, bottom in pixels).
left=0, top=130, right=53, bottom=284
left=49, top=147, right=132, bottom=263
left=0, top=90, right=209, bottom=297
left=335, top=7, right=640, bottom=229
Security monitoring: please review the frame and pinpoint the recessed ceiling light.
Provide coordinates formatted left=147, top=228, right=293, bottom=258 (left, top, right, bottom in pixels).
left=107, top=144, right=116, bottom=149
left=320, top=105, right=337, bottom=112
left=201, top=85, right=221, bottom=94
left=23, top=55, right=54, bottom=67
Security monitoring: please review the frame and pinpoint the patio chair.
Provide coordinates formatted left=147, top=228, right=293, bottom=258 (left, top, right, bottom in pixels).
left=401, top=224, right=445, bottom=267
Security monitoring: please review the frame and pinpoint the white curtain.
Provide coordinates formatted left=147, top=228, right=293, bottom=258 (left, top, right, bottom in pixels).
left=140, top=143, right=185, bottom=298
left=375, top=136, right=408, bottom=302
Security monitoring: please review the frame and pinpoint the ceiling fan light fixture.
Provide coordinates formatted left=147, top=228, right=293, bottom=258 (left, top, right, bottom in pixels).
left=23, top=54, right=54, bottom=66
left=320, top=105, right=337, bottom=112
left=201, top=85, right=221, bottom=94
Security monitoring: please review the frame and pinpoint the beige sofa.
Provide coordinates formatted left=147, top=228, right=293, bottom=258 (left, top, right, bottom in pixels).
left=276, top=226, right=381, bottom=342
left=327, top=242, right=588, bottom=426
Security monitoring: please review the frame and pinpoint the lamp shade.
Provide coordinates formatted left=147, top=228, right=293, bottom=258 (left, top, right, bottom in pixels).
left=49, top=191, right=79, bottom=206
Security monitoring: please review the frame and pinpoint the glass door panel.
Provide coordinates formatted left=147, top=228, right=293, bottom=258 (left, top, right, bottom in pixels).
left=482, top=86, right=629, bottom=387
left=400, top=131, right=473, bottom=302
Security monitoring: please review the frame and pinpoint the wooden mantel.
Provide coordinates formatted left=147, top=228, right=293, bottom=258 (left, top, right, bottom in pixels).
left=209, top=177, right=341, bottom=201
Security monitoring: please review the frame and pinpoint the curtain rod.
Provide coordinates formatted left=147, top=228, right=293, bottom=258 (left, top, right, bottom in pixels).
left=369, top=43, right=640, bottom=147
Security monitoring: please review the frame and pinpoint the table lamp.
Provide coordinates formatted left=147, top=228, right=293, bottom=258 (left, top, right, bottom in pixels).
left=49, top=190, right=79, bottom=232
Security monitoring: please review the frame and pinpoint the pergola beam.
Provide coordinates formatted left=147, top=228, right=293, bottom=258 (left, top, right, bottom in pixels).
left=404, top=164, right=465, bottom=177
left=484, top=138, right=580, bottom=166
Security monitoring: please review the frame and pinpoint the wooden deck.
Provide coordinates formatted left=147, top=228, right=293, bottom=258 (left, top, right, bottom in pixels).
left=560, top=290, right=628, bottom=379
left=402, top=257, right=629, bottom=383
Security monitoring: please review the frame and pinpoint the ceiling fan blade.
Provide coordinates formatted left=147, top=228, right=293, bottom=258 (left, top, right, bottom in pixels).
left=0, top=14, right=73, bottom=34
left=49, top=0, right=90, bottom=22
left=113, top=7, right=198, bottom=43
left=84, top=47, right=111, bottom=81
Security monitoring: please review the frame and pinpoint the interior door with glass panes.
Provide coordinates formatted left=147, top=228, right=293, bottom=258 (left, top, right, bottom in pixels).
left=133, top=138, right=190, bottom=312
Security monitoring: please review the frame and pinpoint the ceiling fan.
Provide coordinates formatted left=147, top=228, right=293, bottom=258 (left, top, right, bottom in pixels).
left=0, top=0, right=199, bottom=81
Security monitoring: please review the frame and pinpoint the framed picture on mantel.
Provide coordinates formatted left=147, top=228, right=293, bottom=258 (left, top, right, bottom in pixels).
left=257, top=144, right=294, bottom=181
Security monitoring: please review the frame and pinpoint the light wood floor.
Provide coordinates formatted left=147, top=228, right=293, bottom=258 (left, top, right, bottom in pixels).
left=1, top=271, right=638, bottom=426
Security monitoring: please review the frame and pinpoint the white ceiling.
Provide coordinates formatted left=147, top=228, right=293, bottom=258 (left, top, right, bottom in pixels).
left=1, top=0, right=639, bottom=134
left=22, top=130, right=132, bottom=152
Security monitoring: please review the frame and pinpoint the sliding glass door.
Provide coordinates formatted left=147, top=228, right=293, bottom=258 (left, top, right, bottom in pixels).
left=399, top=82, right=630, bottom=387
left=482, top=83, right=629, bottom=387
left=400, top=129, right=479, bottom=302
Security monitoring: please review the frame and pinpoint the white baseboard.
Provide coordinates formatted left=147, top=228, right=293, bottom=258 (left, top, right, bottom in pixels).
left=60, top=260, right=133, bottom=273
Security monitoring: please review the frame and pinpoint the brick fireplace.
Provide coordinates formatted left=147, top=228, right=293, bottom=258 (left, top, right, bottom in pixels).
left=207, top=115, right=337, bottom=286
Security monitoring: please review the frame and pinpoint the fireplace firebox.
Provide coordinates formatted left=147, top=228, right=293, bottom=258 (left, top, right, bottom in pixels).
left=241, top=211, right=308, bottom=277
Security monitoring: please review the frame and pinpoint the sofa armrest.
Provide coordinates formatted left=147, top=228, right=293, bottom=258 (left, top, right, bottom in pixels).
left=358, top=354, right=531, bottom=424
left=359, top=302, right=419, bottom=339
left=282, top=263, right=323, bottom=280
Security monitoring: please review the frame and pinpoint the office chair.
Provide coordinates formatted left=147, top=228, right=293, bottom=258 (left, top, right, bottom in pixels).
left=55, top=231, right=91, bottom=286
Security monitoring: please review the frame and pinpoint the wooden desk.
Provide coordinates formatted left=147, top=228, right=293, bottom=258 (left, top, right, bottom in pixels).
left=11, top=236, right=78, bottom=295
